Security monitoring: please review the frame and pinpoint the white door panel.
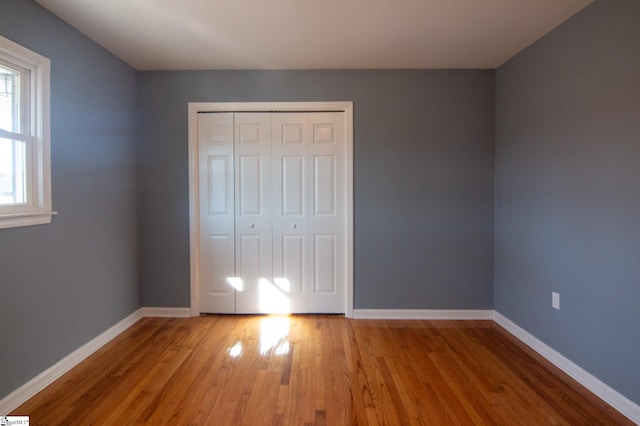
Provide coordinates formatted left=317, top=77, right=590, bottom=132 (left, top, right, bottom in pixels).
left=198, top=113, right=235, bottom=313
left=308, top=113, right=345, bottom=313
left=272, top=113, right=309, bottom=312
left=234, top=113, right=272, bottom=313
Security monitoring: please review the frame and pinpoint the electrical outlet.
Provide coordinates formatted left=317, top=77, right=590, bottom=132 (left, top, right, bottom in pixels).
left=552, top=292, right=560, bottom=310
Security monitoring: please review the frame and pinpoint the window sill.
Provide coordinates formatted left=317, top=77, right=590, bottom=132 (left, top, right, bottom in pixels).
left=0, top=211, right=58, bottom=229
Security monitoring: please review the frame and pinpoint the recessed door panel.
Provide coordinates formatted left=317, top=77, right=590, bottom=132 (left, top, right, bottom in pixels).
left=207, top=156, right=231, bottom=215
left=238, top=234, right=263, bottom=292
left=239, top=155, right=263, bottom=216
left=239, top=123, right=262, bottom=145
left=205, top=235, right=234, bottom=295
left=208, top=123, right=232, bottom=145
left=313, top=123, right=336, bottom=145
left=282, top=234, right=304, bottom=294
left=313, top=155, right=336, bottom=216
left=282, top=156, right=304, bottom=216
left=314, top=234, right=336, bottom=294
left=282, top=124, right=305, bottom=145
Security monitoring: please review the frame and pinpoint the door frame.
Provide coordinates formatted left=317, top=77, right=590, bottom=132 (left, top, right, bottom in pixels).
left=188, top=102, right=354, bottom=317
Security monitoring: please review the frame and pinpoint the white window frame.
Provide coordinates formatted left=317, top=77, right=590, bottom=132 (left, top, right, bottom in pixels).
left=0, top=35, right=55, bottom=229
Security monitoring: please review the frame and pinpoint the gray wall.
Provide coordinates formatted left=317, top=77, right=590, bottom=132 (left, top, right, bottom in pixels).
left=0, top=0, right=139, bottom=399
left=138, top=70, right=495, bottom=309
left=495, top=0, right=640, bottom=405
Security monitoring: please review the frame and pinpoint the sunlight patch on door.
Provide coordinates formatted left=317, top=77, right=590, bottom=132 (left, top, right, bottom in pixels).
left=259, top=278, right=290, bottom=314
left=273, top=277, right=291, bottom=292
left=226, top=277, right=244, bottom=291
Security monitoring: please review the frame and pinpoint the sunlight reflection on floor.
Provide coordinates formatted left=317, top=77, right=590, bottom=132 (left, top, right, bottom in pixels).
left=226, top=316, right=291, bottom=358
left=227, top=341, right=243, bottom=358
left=260, top=316, right=290, bottom=355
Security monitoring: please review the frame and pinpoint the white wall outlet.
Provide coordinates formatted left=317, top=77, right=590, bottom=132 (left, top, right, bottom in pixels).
left=552, top=292, right=560, bottom=310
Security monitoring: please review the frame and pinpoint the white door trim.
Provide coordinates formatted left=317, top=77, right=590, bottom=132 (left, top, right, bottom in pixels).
left=188, top=102, right=354, bottom=318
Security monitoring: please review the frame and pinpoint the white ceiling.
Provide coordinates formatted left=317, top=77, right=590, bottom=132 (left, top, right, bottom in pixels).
left=35, top=0, right=592, bottom=71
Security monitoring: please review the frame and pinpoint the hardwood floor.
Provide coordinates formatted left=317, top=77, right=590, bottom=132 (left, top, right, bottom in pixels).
left=13, top=315, right=632, bottom=425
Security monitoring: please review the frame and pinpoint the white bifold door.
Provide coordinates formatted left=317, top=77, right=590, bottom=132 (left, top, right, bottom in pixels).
left=198, top=112, right=347, bottom=314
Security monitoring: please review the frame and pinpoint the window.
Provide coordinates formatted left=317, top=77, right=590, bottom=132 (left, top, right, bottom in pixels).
left=0, top=35, right=54, bottom=229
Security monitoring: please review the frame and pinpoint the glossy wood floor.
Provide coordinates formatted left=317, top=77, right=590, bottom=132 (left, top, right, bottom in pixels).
left=13, top=316, right=632, bottom=425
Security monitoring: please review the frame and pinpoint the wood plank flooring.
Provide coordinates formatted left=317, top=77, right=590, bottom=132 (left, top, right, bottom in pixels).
left=13, top=315, right=632, bottom=425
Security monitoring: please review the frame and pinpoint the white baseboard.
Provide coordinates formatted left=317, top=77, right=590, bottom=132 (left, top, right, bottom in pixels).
left=0, top=308, right=143, bottom=416
left=352, top=309, right=494, bottom=320
left=139, top=307, right=192, bottom=318
left=495, top=311, right=640, bottom=424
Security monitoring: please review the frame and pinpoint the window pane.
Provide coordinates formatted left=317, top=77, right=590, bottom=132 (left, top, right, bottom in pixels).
left=0, top=65, right=19, bottom=133
left=0, top=137, right=26, bottom=205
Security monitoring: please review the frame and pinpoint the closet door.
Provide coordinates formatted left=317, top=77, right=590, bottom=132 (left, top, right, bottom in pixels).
left=271, top=112, right=346, bottom=313
left=198, top=112, right=236, bottom=313
left=308, top=112, right=346, bottom=313
left=272, top=113, right=310, bottom=313
left=234, top=113, right=273, bottom=314
left=197, top=110, right=347, bottom=314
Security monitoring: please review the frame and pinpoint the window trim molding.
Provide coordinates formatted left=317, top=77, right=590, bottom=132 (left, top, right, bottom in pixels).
left=0, top=35, right=55, bottom=229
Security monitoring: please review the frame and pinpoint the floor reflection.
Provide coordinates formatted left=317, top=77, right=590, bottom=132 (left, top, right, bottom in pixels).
left=226, top=315, right=292, bottom=358
left=260, top=316, right=290, bottom=355
left=227, top=341, right=243, bottom=358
